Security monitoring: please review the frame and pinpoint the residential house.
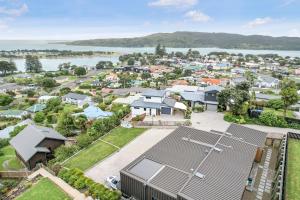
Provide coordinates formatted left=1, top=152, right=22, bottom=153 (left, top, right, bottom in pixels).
left=10, top=124, right=66, bottom=170
left=63, top=93, right=92, bottom=108
left=0, top=110, right=28, bottom=119
left=200, top=78, right=228, bottom=86
left=26, top=104, right=46, bottom=113
left=131, top=89, right=180, bottom=117
left=255, top=75, right=280, bottom=89
left=105, top=73, right=119, bottom=83
left=120, top=124, right=267, bottom=200
left=38, top=95, right=58, bottom=103
left=74, top=105, right=112, bottom=120
left=180, top=85, right=223, bottom=111
left=0, top=83, right=23, bottom=94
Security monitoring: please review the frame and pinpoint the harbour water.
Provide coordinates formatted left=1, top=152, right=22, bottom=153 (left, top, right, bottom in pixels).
left=0, top=40, right=300, bottom=71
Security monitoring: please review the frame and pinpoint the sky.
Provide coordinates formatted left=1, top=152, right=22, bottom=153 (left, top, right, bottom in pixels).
left=0, top=0, right=300, bottom=40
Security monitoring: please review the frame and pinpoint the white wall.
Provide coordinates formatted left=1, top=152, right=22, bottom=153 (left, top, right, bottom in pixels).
left=131, top=107, right=157, bottom=117
left=143, top=96, right=163, bottom=103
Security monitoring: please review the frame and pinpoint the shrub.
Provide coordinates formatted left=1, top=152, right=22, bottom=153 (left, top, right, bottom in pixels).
left=193, top=105, right=204, bottom=113
left=259, top=111, right=288, bottom=128
left=266, top=99, right=284, bottom=110
left=34, top=112, right=45, bottom=123
left=58, top=168, right=121, bottom=200
left=132, top=114, right=145, bottom=122
left=223, top=113, right=246, bottom=124
left=10, top=125, right=27, bottom=137
left=76, top=134, right=94, bottom=149
left=53, top=145, right=79, bottom=162
left=184, top=108, right=192, bottom=119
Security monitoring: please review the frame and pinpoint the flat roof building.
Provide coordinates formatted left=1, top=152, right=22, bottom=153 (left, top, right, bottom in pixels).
left=120, top=124, right=267, bottom=200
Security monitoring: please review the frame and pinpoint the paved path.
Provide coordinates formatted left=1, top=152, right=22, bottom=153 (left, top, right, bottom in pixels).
left=85, top=128, right=175, bottom=183
left=28, top=168, right=86, bottom=200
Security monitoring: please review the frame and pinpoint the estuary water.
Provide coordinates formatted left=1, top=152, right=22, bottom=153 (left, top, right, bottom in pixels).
left=0, top=40, right=300, bottom=71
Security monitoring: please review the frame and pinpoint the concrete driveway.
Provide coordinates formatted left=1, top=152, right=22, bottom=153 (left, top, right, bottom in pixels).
left=191, top=111, right=300, bottom=134
left=85, top=128, right=175, bottom=184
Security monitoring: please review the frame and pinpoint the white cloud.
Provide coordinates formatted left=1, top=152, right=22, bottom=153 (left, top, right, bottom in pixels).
left=245, top=17, right=272, bottom=28
left=288, top=28, right=300, bottom=37
left=281, top=0, right=296, bottom=6
left=184, top=10, right=211, bottom=22
left=0, top=3, right=28, bottom=17
left=148, top=0, right=198, bottom=8
left=0, top=20, right=8, bottom=30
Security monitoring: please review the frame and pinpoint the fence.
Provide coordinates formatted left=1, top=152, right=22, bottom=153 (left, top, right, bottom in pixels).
left=0, top=170, right=31, bottom=178
left=133, top=120, right=191, bottom=127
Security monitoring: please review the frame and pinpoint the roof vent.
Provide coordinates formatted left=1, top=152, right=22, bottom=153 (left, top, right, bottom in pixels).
left=214, top=147, right=223, bottom=152
left=225, top=132, right=232, bottom=136
left=195, top=172, right=205, bottom=179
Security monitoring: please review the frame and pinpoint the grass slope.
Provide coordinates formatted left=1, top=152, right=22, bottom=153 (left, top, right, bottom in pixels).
left=16, top=178, right=70, bottom=200
left=286, top=139, right=300, bottom=200
left=0, top=145, right=23, bottom=171
left=64, top=127, right=146, bottom=171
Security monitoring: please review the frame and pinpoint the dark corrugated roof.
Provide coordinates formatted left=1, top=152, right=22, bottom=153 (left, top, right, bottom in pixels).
left=10, top=125, right=66, bottom=162
left=63, top=92, right=89, bottom=100
left=226, top=123, right=268, bottom=147
left=121, top=125, right=267, bottom=200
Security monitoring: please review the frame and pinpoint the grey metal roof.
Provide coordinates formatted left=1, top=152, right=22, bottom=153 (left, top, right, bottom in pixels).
left=131, top=97, right=176, bottom=109
left=226, top=123, right=268, bottom=147
left=180, top=136, right=257, bottom=200
left=63, top=92, right=89, bottom=100
left=10, top=124, right=66, bottom=162
left=255, top=93, right=280, bottom=101
left=121, top=125, right=267, bottom=200
left=163, top=98, right=176, bottom=107
left=180, top=92, right=204, bottom=102
left=142, top=89, right=166, bottom=97
left=204, top=85, right=224, bottom=92
left=128, top=158, right=164, bottom=181
left=131, top=98, right=162, bottom=109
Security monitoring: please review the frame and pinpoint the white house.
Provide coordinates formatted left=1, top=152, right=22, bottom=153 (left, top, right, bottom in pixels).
left=62, top=93, right=92, bottom=108
left=131, top=89, right=183, bottom=117
left=255, top=75, right=280, bottom=89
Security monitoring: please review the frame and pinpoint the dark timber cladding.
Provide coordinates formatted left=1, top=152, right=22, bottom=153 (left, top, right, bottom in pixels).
left=120, top=124, right=267, bottom=200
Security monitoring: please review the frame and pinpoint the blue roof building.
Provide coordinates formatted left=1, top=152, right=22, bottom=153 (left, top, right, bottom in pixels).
left=75, top=105, right=113, bottom=120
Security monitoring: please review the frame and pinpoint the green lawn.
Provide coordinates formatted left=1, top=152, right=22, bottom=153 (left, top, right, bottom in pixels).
left=286, top=139, right=300, bottom=200
left=64, top=127, right=147, bottom=171
left=16, top=178, right=71, bottom=200
left=0, top=145, right=24, bottom=171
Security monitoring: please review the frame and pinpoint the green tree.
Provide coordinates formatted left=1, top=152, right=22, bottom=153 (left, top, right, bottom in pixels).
left=155, top=44, right=166, bottom=57
left=0, top=61, right=11, bottom=76
left=127, top=58, right=135, bottom=66
left=244, top=71, right=256, bottom=86
left=74, top=115, right=88, bottom=131
left=141, top=72, right=151, bottom=80
left=41, top=78, right=57, bottom=88
left=56, top=112, right=75, bottom=136
left=46, top=97, right=62, bottom=112
left=34, top=112, right=45, bottom=123
left=25, top=55, right=42, bottom=73
left=0, top=94, right=13, bottom=106
left=280, top=78, right=299, bottom=117
left=74, top=67, right=87, bottom=76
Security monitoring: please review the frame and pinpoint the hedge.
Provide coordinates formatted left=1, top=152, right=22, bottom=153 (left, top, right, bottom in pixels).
left=58, top=168, right=121, bottom=200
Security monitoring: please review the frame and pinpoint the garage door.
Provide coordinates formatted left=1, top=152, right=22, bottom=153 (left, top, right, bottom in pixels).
left=161, top=107, right=171, bottom=114
left=206, top=104, right=217, bottom=111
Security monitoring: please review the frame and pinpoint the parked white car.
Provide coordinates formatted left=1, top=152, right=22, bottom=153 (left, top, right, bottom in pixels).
left=105, top=176, right=120, bottom=190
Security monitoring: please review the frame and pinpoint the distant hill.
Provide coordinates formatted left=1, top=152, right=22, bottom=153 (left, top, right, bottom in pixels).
left=64, top=32, right=300, bottom=51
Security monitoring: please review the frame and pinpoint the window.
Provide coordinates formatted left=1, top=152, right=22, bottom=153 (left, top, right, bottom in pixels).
left=152, top=197, right=158, bottom=200
left=146, top=96, right=151, bottom=99
left=144, top=108, right=146, bottom=111
left=134, top=107, right=139, bottom=109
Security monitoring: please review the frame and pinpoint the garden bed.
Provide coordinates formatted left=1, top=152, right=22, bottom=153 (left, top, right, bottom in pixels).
left=0, top=146, right=24, bottom=171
